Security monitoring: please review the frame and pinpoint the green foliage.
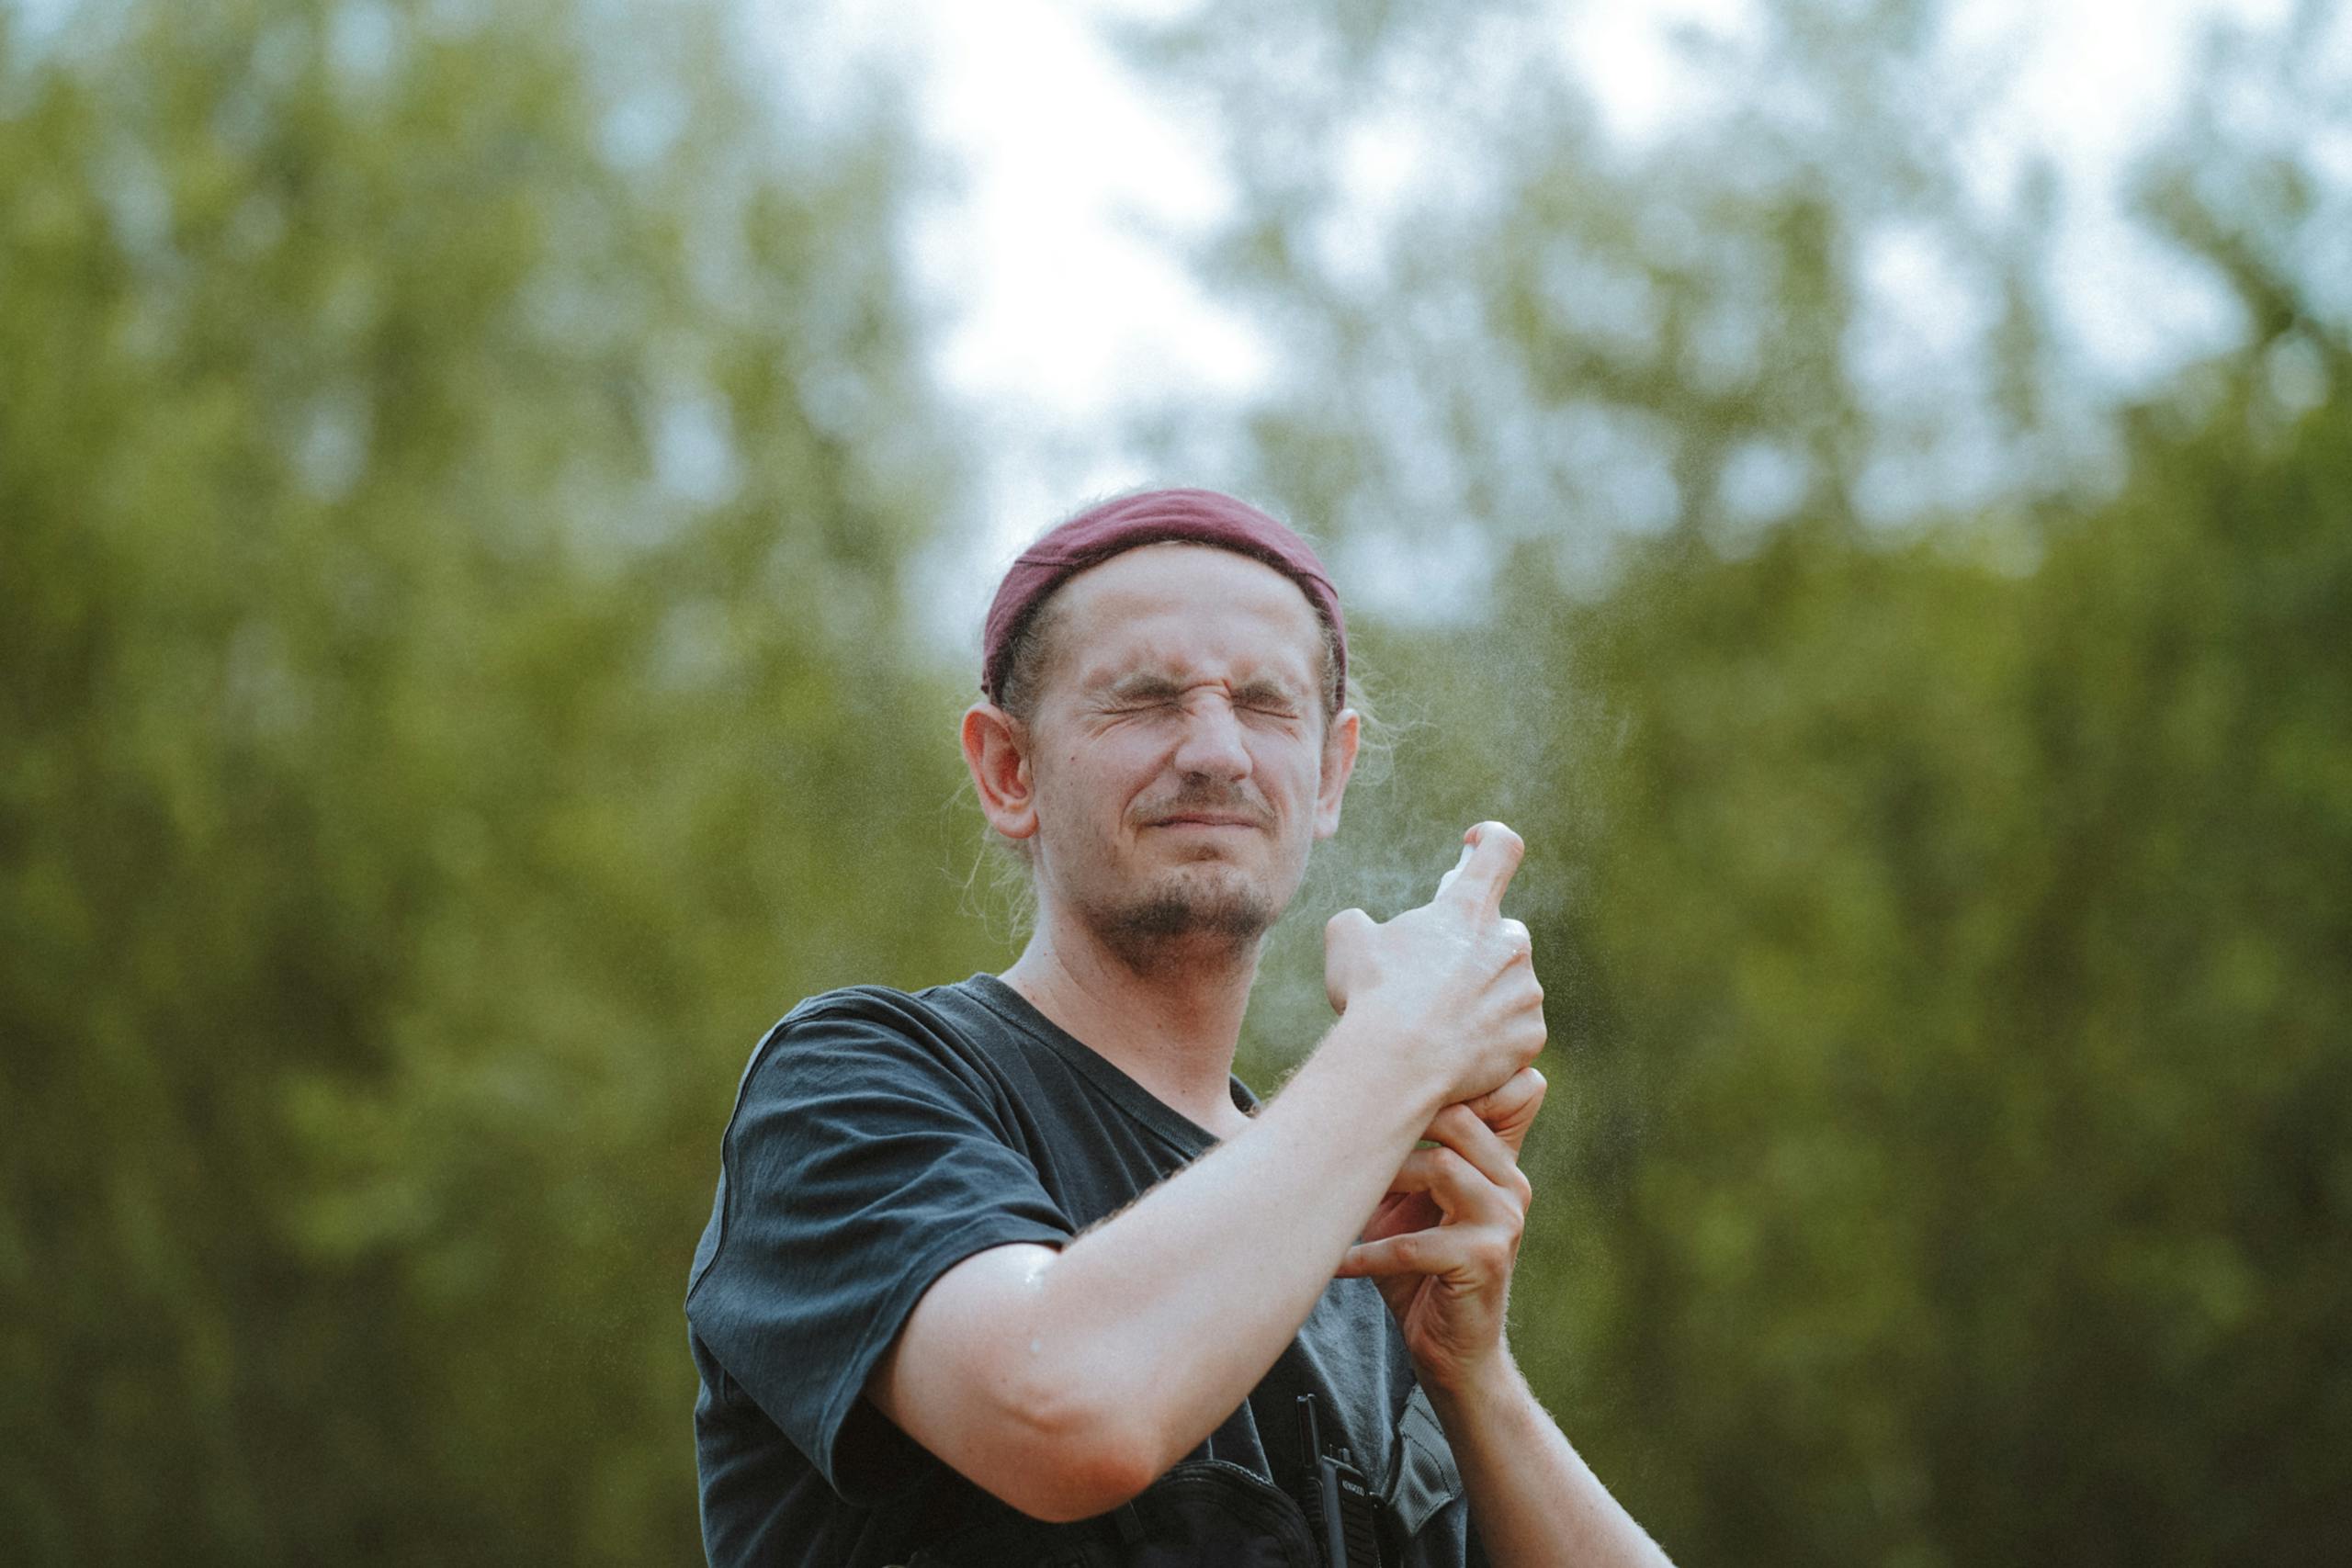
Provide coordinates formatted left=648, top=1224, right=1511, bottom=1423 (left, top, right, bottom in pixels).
left=1530, top=366, right=2352, bottom=1562
left=7, top=0, right=2349, bottom=1562
left=1, top=1, right=987, bottom=1562
left=1238, top=290, right=2352, bottom=1568
left=1177, top=1, right=2352, bottom=1561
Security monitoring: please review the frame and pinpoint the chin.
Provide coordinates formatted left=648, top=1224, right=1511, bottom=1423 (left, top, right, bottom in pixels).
left=1102, top=866, right=1279, bottom=948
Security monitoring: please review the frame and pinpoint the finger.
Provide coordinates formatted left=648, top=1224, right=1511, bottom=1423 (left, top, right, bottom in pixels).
left=1463, top=1066, right=1547, bottom=1154
left=1336, top=1233, right=1430, bottom=1278
left=1383, top=1141, right=1520, bottom=1224
left=1431, top=834, right=1477, bottom=901
left=1422, top=1105, right=1533, bottom=1206
left=1323, top=908, right=1374, bottom=1011
left=1498, top=917, right=1532, bottom=959
left=1466, top=1066, right=1545, bottom=1125
left=1441, top=821, right=1525, bottom=921
left=1338, top=1226, right=1510, bottom=1280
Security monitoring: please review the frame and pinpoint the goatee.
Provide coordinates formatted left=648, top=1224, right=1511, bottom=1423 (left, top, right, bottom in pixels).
left=1096, top=878, right=1275, bottom=976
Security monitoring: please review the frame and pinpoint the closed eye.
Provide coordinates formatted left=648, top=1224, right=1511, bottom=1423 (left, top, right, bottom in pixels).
left=1097, top=678, right=1304, bottom=719
left=1234, top=684, right=1303, bottom=716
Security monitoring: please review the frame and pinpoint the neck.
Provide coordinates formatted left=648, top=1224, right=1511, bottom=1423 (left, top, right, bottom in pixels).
left=1001, top=909, right=1261, bottom=1137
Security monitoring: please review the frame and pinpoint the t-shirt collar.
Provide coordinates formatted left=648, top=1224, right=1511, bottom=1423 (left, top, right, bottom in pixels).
left=964, top=972, right=1261, bottom=1151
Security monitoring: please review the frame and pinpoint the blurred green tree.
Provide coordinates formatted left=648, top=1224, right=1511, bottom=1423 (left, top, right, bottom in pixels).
left=1159, top=0, right=2352, bottom=1562
left=1531, top=355, right=2351, bottom=1563
left=0, top=1, right=988, bottom=1562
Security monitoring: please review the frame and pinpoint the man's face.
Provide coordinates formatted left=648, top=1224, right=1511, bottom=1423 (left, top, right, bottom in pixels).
left=1016, top=543, right=1357, bottom=970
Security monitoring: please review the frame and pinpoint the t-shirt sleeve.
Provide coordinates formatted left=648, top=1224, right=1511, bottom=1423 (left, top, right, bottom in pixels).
left=684, top=998, right=1076, bottom=1505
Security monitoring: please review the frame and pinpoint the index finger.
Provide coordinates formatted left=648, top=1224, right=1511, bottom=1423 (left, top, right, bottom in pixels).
left=1441, top=821, right=1524, bottom=920
left=1422, top=1103, right=1529, bottom=1201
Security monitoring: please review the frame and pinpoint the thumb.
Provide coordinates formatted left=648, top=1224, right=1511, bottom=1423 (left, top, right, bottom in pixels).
left=1442, top=820, right=1526, bottom=922
left=1324, top=907, right=1375, bottom=1013
left=1466, top=1066, right=1547, bottom=1156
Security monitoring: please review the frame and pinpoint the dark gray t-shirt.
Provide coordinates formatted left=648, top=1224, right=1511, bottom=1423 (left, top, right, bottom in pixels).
left=684, top=972, right=1482, bottom=1566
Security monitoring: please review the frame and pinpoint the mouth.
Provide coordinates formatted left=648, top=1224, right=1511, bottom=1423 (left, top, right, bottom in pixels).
left=1149, top=815, right=1261, bottom=830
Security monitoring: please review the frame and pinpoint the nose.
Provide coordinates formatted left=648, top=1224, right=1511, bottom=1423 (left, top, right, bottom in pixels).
left=1170, top=691, right=1251, bottom=781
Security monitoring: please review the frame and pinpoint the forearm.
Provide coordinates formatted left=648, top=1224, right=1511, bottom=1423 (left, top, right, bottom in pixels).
left=869, top=827, right=1547, bottom=1521
left=1423, top=1355, right=1672, bottom=1568
left=1034, top=1012, right=1442, bottom=1475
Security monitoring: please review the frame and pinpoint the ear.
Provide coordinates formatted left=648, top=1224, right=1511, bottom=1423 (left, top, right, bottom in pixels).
left=961, top=702, right=1038, bottom=840
left=1312, top=706, right=1360, bottom=840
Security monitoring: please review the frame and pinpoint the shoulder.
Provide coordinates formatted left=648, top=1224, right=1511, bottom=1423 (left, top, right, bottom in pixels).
left=765, top=974, right=1007, bottom=1042
left=729, top=976, right=1018, bottom=1120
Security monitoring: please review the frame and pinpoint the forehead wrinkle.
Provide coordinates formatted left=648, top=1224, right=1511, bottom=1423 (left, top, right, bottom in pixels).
left=1053, top=550, right=1328, bottom=714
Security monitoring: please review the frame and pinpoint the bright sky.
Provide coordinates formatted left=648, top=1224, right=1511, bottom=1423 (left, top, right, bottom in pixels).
left=783, top=0, right=1272, bottom=659
left=764, top=0, right=2316, bottom=659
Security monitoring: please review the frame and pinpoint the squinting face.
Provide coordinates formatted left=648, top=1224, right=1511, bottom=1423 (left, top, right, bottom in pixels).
left=1019, top=542, right=1356, bottom=970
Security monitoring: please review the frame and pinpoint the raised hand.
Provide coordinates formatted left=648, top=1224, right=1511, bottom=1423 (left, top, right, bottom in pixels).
left=1326, top=822, right=1550, bottom=1392
left=1322, top=822, right=1545, bottom=1110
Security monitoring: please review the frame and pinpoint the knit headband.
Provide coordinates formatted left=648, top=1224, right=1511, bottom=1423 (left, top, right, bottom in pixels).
left=979, top=488, right=1348, bottom=710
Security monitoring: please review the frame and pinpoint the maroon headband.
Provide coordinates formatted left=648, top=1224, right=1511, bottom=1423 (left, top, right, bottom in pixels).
left=980, top=488, right=1348, bottom=709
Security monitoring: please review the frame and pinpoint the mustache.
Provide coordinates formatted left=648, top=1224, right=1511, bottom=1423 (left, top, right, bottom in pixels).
left=1138, top=789, right=1271, bottom=825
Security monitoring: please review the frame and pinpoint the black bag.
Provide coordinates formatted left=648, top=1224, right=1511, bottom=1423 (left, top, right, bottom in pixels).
left=899, top=1387, right=1465, bottom=1568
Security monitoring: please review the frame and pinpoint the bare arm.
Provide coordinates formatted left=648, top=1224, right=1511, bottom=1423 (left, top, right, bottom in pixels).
left=869, top=1010, right=1453, bottom=1518
left=1425, top=1359, right=1672, bottom=1568
left=1335, top=1057, right=1671, bottom=1564
left=867, top=824, right=1545, bottom=1522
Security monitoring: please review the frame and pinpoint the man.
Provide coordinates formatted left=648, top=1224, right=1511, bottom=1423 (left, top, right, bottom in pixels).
left=685, top=489, right=1670, bottom=1566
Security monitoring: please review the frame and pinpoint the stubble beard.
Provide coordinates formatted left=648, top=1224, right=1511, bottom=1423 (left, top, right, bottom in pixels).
left=1091, top=860, right=1283, bottom=978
